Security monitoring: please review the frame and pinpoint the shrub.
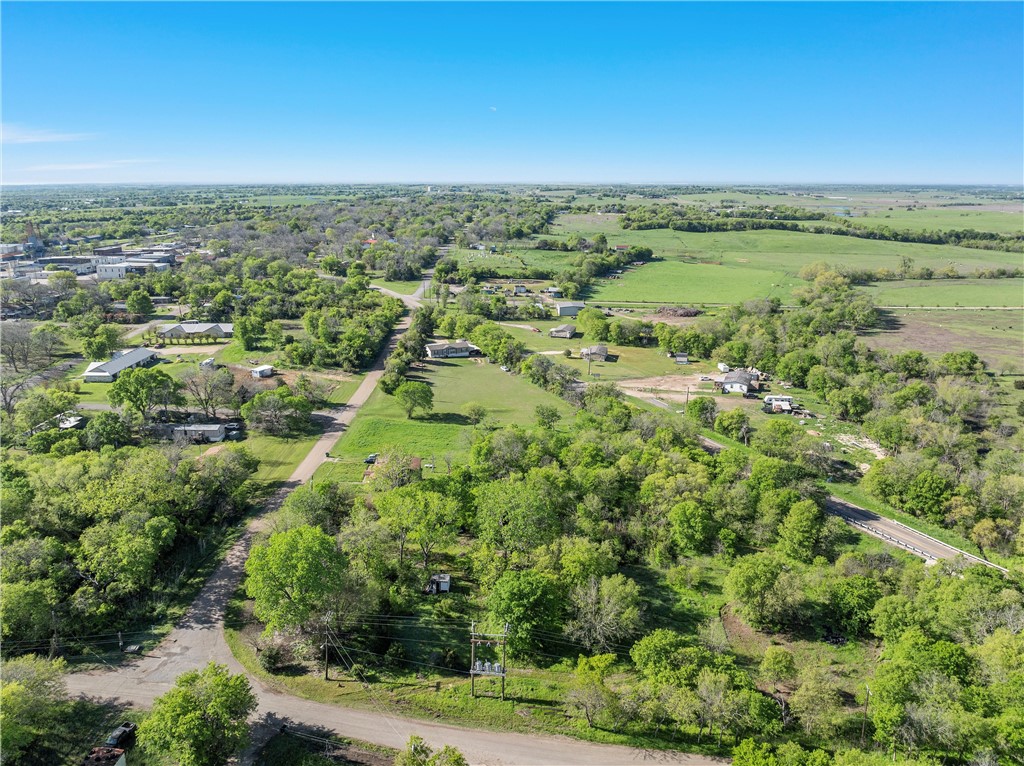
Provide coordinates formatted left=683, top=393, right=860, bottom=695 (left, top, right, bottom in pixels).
left=258, top=645, right=283, bottom=672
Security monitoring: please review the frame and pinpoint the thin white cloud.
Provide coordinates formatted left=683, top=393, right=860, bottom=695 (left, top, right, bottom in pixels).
left=2, top=123, right=96, bottom=145
left=489, top=106, right=497, bottom=112
left=25, top=159, right=159, bottom=172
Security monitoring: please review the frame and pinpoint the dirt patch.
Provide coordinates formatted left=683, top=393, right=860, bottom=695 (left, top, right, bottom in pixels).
left=156, top=343, right=229, bottom=356
left=836, top=433, right=888, bottom=459
left=200, top=444, right=227, bottom=458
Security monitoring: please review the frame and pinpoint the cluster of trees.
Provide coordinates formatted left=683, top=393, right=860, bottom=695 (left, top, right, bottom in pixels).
left=620, top=203, right=1024, bottom=253
left=237, top=377, right=1022, bottom=761
left=0, top=444, right=258, bottom=648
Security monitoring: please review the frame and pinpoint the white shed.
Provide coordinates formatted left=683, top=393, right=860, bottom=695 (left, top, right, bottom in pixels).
left=250, top=364, right=274, bottom=379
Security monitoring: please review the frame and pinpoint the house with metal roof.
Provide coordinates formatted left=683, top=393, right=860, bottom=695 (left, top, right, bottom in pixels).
left=425, top=340, right=479, bottom=359
left=82, top=348, right=160, bottom=383
left=157, top=321, right=234, bottom=338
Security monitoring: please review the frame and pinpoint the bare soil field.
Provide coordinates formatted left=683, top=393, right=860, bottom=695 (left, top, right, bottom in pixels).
left=862, top=309, right=1023, bottom=371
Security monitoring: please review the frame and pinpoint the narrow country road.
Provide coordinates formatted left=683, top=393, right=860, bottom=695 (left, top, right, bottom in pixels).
left=68, top=304, right=725, bottom=765
left=631, top=392, right=1006, bottom=572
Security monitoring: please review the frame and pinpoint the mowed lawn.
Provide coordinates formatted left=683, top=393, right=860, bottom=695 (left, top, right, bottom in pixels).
left=325, top=358, right=574, bottom=469
left=242, top=432, right=324, bottom=485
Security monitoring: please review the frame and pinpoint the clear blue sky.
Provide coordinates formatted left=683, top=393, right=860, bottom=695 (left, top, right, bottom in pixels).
left=2, top=2, right=1022, bottom=185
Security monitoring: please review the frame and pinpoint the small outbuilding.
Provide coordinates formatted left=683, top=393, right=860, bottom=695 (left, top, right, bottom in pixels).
left=673, top=353, right=689, bottom=365
left=555, top=301, right=585, bottom=317
left=549, top=324, right=576, bottom=339
left=581, top=344, right=609, bottom=361
left=250, top=364, right=274, bottom=379
left=424, top=573, right=452, bottom=595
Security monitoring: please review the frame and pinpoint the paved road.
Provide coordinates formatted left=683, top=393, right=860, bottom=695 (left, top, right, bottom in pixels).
left=633, top=392, right=1005, bottom=572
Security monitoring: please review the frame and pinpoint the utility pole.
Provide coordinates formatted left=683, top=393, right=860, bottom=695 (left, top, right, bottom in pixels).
left=860, top=683, right=871, bottom=746
left=470, top=622, right=509, bottom=701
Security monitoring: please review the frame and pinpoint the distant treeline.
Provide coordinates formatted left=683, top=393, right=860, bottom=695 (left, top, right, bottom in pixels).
left=619, top=204, right=1024, bottom=253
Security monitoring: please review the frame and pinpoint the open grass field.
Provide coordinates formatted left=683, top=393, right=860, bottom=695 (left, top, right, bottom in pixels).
left=370, top=276, right=424, bottom=295
left=448, top=245, right=577, bottom=275
left=861, top=278, right=1024, bottom=307
left=542, top=218, right=1024, bottom=305
left=243, top=431, right=324, bottom=485
left=862, top=308, right=1024, bottom=371
left=326, top=358, right=574, bottom=469
left=589, top=260, right=798, bottom=304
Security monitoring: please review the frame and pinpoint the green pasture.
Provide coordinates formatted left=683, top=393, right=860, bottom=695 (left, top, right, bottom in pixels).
left=326, top=358, right=573, bottom=466
left=862, top=278, right=1023, bottom=307
left=588, top=260, right=799, bottom=304
left=551, top=218, right=1022, bottom=273
left=854, top=208, right=1024, bottom=236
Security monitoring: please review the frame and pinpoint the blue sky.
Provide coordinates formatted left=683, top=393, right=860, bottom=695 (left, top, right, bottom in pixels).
left=2, top=2, right=1022, bottom=185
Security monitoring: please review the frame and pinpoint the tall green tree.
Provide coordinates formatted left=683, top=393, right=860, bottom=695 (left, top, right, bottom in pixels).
left=139, top=662, right=257, bottom=766
left=394, top=380, right=434, bottom=419
left=245, top=525, right=349, bottom=634
left=108, top=367, right=184, bottom=419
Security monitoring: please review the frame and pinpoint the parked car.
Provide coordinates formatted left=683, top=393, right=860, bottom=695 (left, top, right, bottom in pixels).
left=699, top=376, right=712, bottom=381
left=499, top=365, right=510, bottom=372
left=743, top=392, right=759, bottom=399
left=364, top=453, right=378, bottom=464
left=104, top=722, right=137, bottom=747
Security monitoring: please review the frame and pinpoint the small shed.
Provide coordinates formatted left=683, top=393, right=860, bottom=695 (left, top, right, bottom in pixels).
left=425, top=573, right=451, bottom=595
left=673, top=353, right=689, bottom=365
left=717, top=362, right=731, bottom=373
left=250, top=364, right=274, bottom=379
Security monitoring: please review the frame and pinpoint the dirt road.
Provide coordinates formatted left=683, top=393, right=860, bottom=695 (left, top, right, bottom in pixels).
left=65, top=303, right=728, bottom=764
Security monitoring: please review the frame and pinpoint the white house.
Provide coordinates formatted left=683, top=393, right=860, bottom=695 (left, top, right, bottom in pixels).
left=581, top=344, right=609, bottom=361
left=250, top=364, right=274, bottom=379
left=722, top=370, right=758, bottom=394
left=82, top=348, right=159, bottom=383
left=555, top=301, right=585, bottom=317
left=425, top=340, right=478, bottom=359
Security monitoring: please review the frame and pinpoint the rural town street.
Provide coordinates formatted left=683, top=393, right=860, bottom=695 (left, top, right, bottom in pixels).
left=68, top=302, right=725, bottom=764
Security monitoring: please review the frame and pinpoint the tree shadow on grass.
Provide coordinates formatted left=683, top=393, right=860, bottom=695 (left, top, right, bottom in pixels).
left=21, top=697, right=138, bottom=766
left=419, top=412, right=473, bottom=426
left=858, top=308, right=904, bottom=337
